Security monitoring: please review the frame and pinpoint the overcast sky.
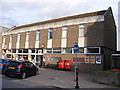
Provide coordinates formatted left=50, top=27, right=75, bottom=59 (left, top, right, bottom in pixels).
left=0, top=0, right=120, bottom=50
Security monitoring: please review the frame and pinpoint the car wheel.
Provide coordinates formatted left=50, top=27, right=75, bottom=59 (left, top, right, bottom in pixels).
left=34, top=70, right=39, bottom=76
left=21, top=72, right=26, bottom=79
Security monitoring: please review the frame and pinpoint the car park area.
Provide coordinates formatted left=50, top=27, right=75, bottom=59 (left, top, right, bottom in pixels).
left=1, top=68, right=118, bottom=89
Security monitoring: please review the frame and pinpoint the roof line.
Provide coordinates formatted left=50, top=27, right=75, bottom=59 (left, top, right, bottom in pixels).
left=12, top=9, right=107, bottom=30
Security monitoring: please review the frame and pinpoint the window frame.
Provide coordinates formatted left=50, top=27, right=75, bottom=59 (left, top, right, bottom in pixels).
left=36, top=30, right=40, bottom=41
left=48, top=28, right=53, bottom=39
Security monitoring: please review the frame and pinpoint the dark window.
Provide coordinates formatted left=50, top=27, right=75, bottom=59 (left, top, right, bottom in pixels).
left=46, top=49, right=52, bottom=53
left=23, top=49, right=28, bottom=53
left=12, top=49, right=16, bottom=53
left=18, top=49, right=22, bottom=53
left=87, top=48, right=99, bottom=53
left=53, top=48, right=61, bottom=53
left=28, top=62, right=34, bottom=67
left=77, top=48, right=84, bottom=53
left=48, top=28, right=53, bottom=39
left=65, top=48, right=72, bottom=53
left=23, top=62, right=28, bottom=67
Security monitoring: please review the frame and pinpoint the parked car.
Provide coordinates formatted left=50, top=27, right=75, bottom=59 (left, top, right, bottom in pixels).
left=4, top=60, right=39, bottom=79
left=0, top=59, right=11, bottom=74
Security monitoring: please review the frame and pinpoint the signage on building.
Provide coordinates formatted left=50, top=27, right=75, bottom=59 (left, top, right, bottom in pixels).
left=2, top=45, right=7, bottom=50
left=38, top=50, right=42, bottom=54
left=43, top=56, right=45, bottom=61
left=90, top=56, right=95, bottom=64
left=47, top=56, right=50, bottom=62
left=85, top=56, right=89, bottom=63
left=73, top=57, right=84, bottom=63
left=96, top=56, right=101, bottom=64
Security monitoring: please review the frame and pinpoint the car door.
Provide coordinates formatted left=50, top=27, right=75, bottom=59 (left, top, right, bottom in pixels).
left=23, top=62, right=29, bottom=75
left=27, top=62, right=36, bottom=75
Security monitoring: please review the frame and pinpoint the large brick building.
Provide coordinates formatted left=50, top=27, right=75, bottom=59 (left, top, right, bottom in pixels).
left=1, top=7, right=116, bottom=72
left=0, top=26, right=10, bottom=59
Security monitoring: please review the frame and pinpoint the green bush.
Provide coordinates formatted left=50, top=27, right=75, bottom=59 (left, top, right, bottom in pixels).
left=104, top=70, right=119, bottom=73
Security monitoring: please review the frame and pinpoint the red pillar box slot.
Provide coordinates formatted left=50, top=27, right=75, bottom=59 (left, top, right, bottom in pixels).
left=64, top=60, right=71, bottom=70
left=58, top=60, right=65, bottom=69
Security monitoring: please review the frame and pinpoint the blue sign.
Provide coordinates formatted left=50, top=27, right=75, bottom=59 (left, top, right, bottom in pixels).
left=73, top=45, right=79, bottom=53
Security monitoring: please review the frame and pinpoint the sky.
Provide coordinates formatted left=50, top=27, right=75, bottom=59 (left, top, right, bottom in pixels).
left=0, top=0, right=120, bottom=50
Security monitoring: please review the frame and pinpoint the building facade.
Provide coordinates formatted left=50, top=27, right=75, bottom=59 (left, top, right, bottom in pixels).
left=1, top=7, right=116, bottom=72
left=0, top=26, right=10, bottom=59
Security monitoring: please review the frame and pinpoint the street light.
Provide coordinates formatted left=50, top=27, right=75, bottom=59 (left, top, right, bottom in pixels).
left=73, top=41, right=79, bottom=89
left=41, top=44, right=44, bottom=68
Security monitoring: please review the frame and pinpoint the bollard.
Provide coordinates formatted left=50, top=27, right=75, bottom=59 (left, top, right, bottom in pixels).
left=75, top=67, right=79, bottom=89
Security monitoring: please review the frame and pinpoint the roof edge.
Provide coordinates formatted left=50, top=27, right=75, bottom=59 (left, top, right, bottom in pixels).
left=12, top=9, right=107, bottom=30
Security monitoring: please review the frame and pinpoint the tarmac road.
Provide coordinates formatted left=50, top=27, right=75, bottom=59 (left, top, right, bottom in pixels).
left=1, top=68, right=120, bottom=90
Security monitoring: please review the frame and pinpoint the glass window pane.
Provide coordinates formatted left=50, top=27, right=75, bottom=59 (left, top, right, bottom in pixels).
left=65, top=48, right=72, bottom=53
left=36, top=30, right=40, bottom=40
left=49, top=28, right=53, bottom=39
left=87, top=48, right=99, bottom=53
left=77, top=48, right=84, bottom=53
left=53, top=48, right=61, bottom=53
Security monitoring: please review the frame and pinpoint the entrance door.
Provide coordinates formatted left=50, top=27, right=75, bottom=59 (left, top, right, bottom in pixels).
left=36, top=55, right=43, bottom=67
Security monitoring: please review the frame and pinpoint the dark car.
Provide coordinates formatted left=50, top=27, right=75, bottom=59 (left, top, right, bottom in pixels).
left=4, top=60, right=39, bottom=79
left=0, top=59, right=11, bottom=74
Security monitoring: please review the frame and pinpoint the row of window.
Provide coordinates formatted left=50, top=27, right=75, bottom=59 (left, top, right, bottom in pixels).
left=3, top=24, right=85, bottom=44
left=3, top=47, right=101, bottom=54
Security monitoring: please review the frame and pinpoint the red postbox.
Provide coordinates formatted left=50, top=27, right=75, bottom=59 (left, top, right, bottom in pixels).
left=59, top=60, right=65, bottom=69
left=64, top=60, right=71, bottom=70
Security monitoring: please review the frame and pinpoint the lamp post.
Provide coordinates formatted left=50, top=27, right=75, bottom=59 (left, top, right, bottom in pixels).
left=73, top=41, right=79, bottom=89
left=41, top=44, right=44, bottom=68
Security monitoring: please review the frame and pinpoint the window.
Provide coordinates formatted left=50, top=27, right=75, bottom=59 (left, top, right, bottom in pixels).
left=53, top=48, right=61, bottom=53
left=26, top=32, right=29, bottom=41
left=87, top=47, right=100, bottom=54
left=17, top=33, right=20, bottom=42
left=29, top=49, right=35, bottom=53
left=36, top=30, right=40, bottom=40
left=46, top=49, right=52, bottom=53
left=62, top=48, right=72, bottom=54
left=52, top=57, right=61, bottom=62
left=77, top=48, right=84, bottom=53
left=10, top=34, right=13, bottom=43
left=79, top=24, right=85, bottom=37
left=62, top=26, right=67, bottom=39
left=12, top=49, right=16, bottom=53
left=3, top=35, right=5, bottom=43
left=23, top=49, right=28, bottom=53
left=18, top=49, right=22, bottom=53
left=48, top=28, right=53, bottom=39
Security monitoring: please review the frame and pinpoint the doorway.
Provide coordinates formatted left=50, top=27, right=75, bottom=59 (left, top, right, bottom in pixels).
left=36, top=55, right=43, bottom=67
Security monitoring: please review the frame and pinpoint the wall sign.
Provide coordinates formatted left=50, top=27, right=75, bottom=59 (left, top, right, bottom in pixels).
left=38, top=50, right=42, bottom=54
left=43, top=56, right=46, bottom=61
left=47, top=56, right=50, bottom=62
left=2, top=45, right=7, bottom=50
left=73, top=57, right=84, bottom=63
left=85, top=56, right=89, bottom=63
left=90, top=56, right=95, bottom=64
left=96, top=56, right=101, bottom=64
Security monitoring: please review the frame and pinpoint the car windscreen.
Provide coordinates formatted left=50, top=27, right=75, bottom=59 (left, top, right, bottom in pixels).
left=0, top=60, right=4, bottom=63
left=7, top=61, right=21, bottom=67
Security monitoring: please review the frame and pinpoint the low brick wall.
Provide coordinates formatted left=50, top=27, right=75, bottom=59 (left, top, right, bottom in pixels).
left=93, top=71, right=120, bottom=87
